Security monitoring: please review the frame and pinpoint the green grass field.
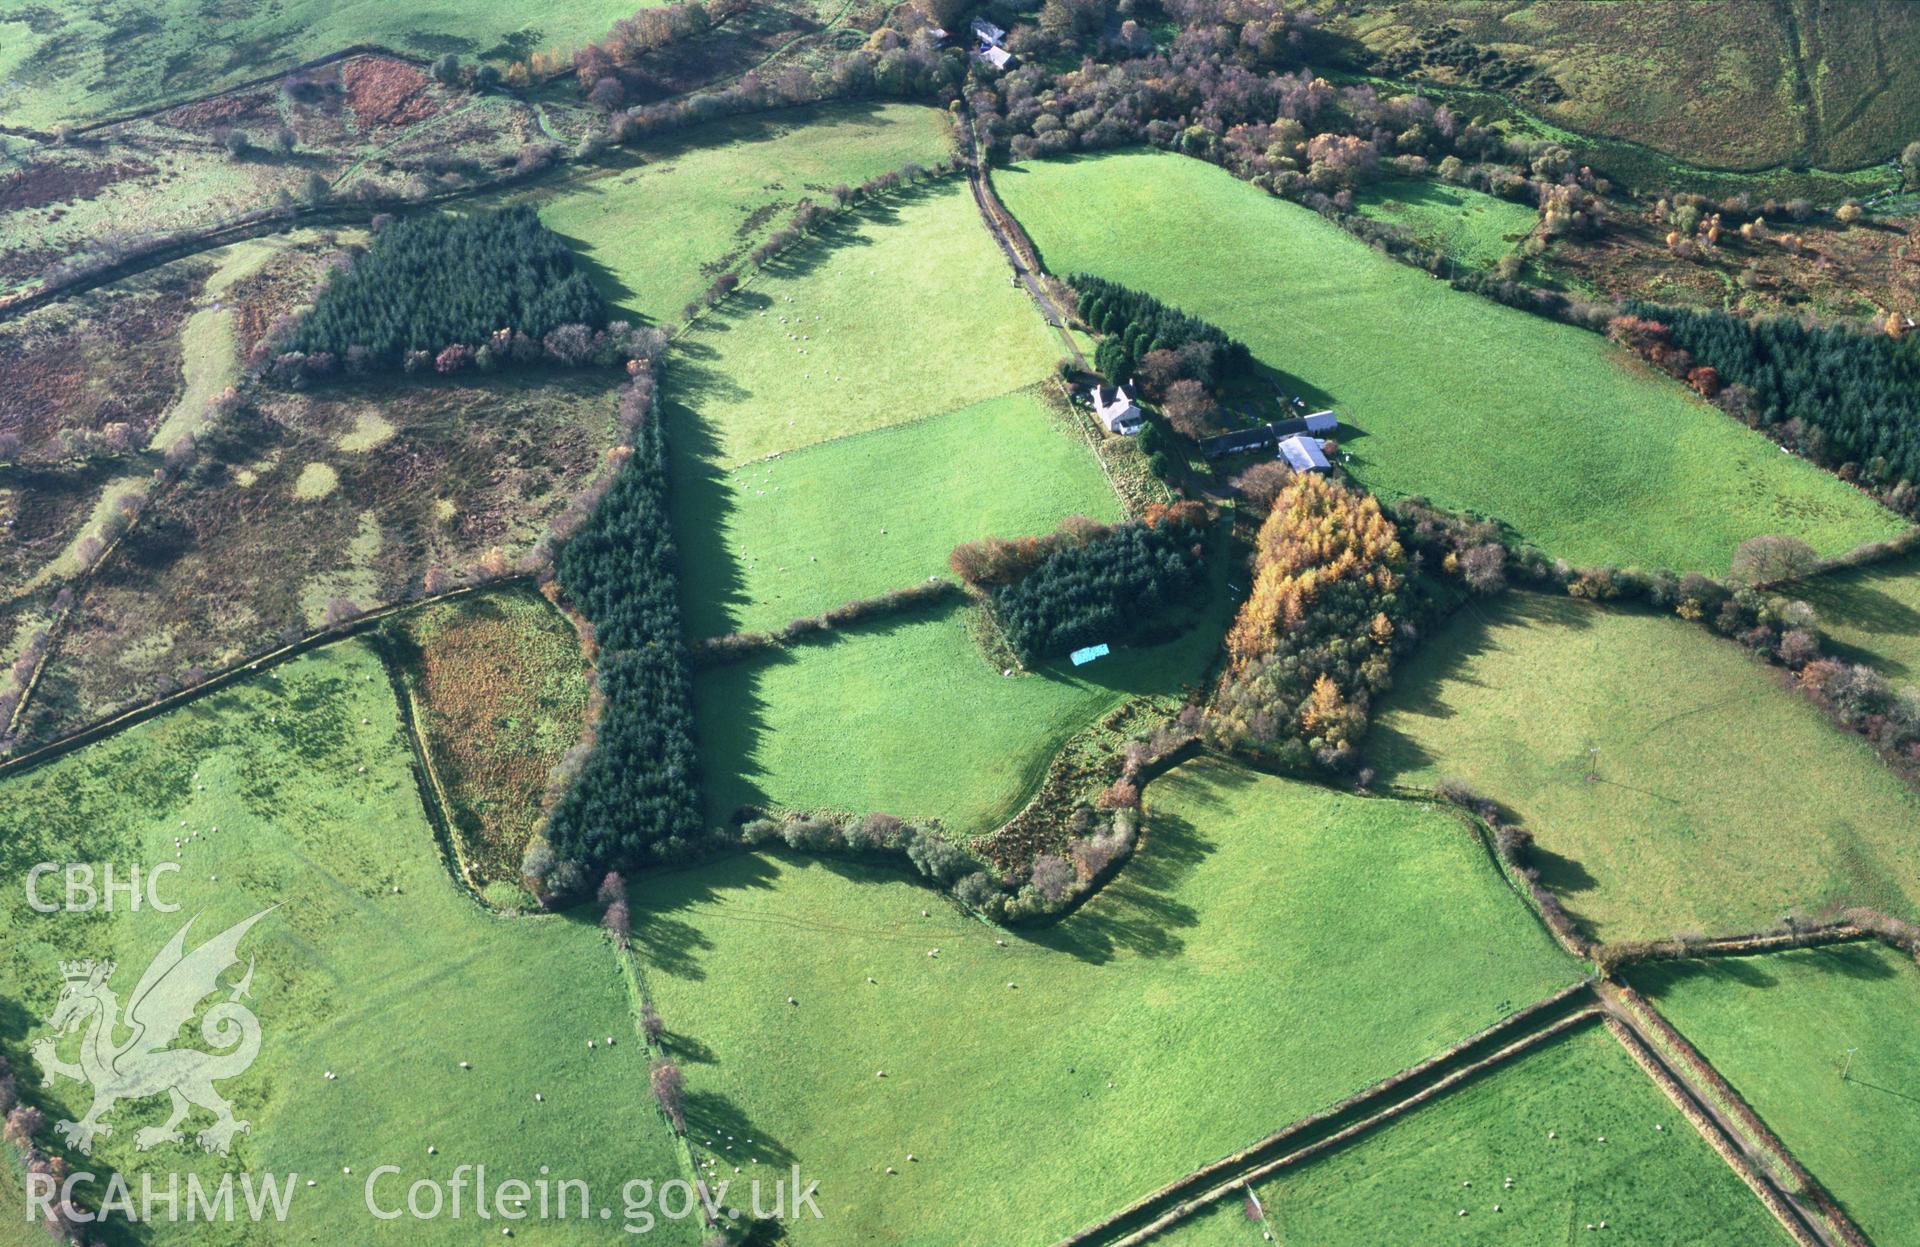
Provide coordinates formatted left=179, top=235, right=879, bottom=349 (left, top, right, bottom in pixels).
left=0, top=0, right=638, bottom=129
left=669, top=177, right=1064, bottom=468
left=0, top=640, right=694, bottom=1245
left=675, top=387, right=1123, bottom=637
left=1633, top=943, right=1920, bottom=1247
left=695, top=591, right=1225, bottom=833
left=1801, top=554, right=1920, bottom=682
left=997, top=151, right=1906, bottom=572
left=629, top=757, right=1578, bottom=1245
left=1159, top=1023, right=1787, bottom=1246
left=1371, top=593, right=1920, bottom=943
left=1353, top=177, right=1538, bottom=269
left=534, top=102, right=958, bottom=327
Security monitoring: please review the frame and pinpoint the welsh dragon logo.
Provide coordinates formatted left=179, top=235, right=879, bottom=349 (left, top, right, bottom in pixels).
left=31, top=908, right=274, bottom=1156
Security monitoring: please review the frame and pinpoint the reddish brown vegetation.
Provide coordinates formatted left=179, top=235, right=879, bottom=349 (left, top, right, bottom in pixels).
left=160, top=92, right=276, bottom=131
left=342, top=58, right=441, bottom=129
left=0, top=157, right=158, bottom=214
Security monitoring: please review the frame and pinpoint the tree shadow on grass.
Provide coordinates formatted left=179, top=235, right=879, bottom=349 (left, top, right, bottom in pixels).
left=658, top=1027, right=718, bottom=1066
left=621, top=851, right=789, bottom=982
left=1030, top=800, right=1219, bottom=965
left=682, top=1088, right=798, bottom=1172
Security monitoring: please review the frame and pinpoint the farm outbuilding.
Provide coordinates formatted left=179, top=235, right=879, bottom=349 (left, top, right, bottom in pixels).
left=1277, top=434, right=1330, bottom=472
left=1198, top=411, right=1337, bottom=459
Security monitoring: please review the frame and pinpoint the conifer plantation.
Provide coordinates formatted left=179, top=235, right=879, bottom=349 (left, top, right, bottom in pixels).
left=992, top=509, right=1208, bottom=660
left=288, top=205, right=608, bottom=364
left=1623, top=302, right=1920, bottom=508
left=544, top=377, right=704, bottom=872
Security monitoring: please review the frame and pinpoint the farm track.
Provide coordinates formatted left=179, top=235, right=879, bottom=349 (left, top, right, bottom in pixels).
left=1595, top=980, right=1864, bottom=1247
left=959, top=108, right=1086, bottom=370
left=1055, top=982, right=1600, bottom=1246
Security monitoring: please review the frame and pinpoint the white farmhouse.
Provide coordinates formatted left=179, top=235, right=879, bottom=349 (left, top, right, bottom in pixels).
left=1088, top=383, right=1144, bottom=435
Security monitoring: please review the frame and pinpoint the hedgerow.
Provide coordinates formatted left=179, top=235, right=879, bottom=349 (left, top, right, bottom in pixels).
left=285, top=205, right=607, bottom=366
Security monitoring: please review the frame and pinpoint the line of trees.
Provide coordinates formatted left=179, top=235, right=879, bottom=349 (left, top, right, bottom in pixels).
left=1616, top=303, right=1920, bottom=514
left=992, top=505, right=1209, bottom=660
left=280, top=206, right=609, bottom=371
left=1071, top=273, right=1250, bottom=386
left=525, top=369, right=707, bottom=888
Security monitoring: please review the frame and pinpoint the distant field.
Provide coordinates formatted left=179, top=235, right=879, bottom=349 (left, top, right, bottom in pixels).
left=630, top=758, right=1577, bottom=1246
left=534, top=102, right=957, bottom=327
left=998, top=151, right=1906, bottom=573
left=1338, top=0, right=1920, bottom=171
left=1353, top=177, right=1537, bottom=268
left=1634, top=943, right=1920, bottom=1247
left=389, top=587, right=590, bottom=893
left=695, top=593, right=1225, bottom=834
left=0, top=0, right=636, bottom=129
left=1371, top=592, right=1920, bottom=943
left=669, top=177, right=1063, bottom=468
left=675, top=387, right=1122, bottom=637
left=0, top=640, right=695, bottom=1245
left=1161, top=1024, right=1787, bottom=1246
left=1800, top=554, right=1920, bottom=683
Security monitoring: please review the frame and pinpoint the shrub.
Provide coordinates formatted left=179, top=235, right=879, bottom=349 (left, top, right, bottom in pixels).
left=905, top=829, right=979, bottom=884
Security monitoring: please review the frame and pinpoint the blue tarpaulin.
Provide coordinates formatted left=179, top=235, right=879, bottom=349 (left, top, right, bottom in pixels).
left=1070, top=643, right=1110, bottom=666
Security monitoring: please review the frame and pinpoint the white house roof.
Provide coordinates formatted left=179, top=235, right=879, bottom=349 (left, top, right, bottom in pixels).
left=981, top=45, right=1014, bottom=68
left=1277, top=434, right=1330, bottom=472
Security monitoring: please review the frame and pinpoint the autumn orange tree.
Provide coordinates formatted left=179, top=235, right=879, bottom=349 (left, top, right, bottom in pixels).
left=1209, top=473, right=1409, bottom=772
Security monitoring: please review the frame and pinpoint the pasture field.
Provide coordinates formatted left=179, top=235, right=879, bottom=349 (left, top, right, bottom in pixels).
left=675, top=387, right=1123, bottom=638
left=386, top=588, right=591, bottom=893
left=629, top=758, right=1578, bottom=1246
left=1338, top=0, right=1920, bottom=172
left=0, top=640, right=695, bottom=1245
left=18, top=372, right=620, bottom=747
left=1800, top=553, right=1920, bottom=683
left=1633, top=943, right=1920, bottom=1247
left=0, top=0, right=637, bottom=130
left=996, top=150, right=1907, bottom=573
left=669, top=177, right=1063, bottom=468
left=1353, top=177, right=1537, bottom=269
left=695, top=574, right=1227, bottom=835
left=1370, top=593, right=1920, bottom=943
left=1159, top=1023, right=1787, bottom=1246
left=534, top=102, right=958, bottom=326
